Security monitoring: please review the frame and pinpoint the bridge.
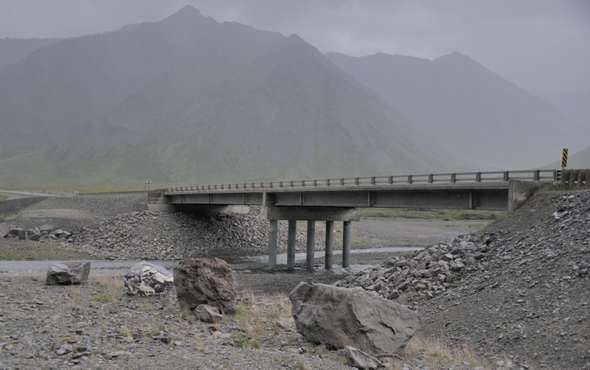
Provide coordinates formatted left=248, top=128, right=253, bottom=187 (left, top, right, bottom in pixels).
left=150, top=169, right=588, bottom=271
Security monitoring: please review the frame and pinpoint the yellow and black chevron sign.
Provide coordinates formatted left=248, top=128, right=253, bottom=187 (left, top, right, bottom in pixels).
left=561, top=148, right=568, bottom=169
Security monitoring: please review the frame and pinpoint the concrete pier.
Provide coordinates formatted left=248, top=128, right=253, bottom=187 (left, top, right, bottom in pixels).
left=264, top=206, right=358, bottom=271
left=268, top=220, right=278, bottom=267
left=287, top=220, right=297, bottom=270
left=342, top=220, right=352, bottom=268
left=324, top=220, right=334, bottom=271
left=306, top=221, right=316, bottom=272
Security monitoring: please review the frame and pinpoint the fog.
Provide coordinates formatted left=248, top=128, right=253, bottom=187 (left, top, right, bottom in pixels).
left=1, top=0, right=589, bottom=100
left=0, top=1, right=588, bottom=187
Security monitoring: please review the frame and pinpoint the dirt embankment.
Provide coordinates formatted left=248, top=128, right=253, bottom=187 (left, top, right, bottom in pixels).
left=341, top=189, right=590, bottom=370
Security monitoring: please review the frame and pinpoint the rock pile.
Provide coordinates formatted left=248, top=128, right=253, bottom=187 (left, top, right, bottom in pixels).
left=72, top=209, right=311, bottom=260
left=123, top=262, right=174, bottom=296
left=337, top=233, right=495, bottom=304
left=2, top=224, right=72, bottom=242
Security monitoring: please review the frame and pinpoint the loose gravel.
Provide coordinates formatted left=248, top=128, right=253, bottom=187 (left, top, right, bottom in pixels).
left=339, top=189, right=590, bottom=370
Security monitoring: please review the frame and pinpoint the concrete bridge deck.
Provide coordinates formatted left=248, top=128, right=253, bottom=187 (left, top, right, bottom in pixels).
left=152, top=169, right=588, bottom=271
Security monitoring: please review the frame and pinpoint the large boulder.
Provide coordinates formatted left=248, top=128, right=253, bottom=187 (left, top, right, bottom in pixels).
left=174, top=257, right=237, bottom=314
left=46, top=262, right=91, bottom=285
left=289, top=282, right=419, bottom=356
left=124, top=261, right=173, bottom=296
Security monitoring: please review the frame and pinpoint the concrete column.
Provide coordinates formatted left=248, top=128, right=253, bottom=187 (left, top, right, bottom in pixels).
left=268, top=220, right=278, bottom=267
left=342, top=221, right=352, bottom=268
left=324, top=220, right=334, bottom=271
left=287, top=220, right=297, bottom=271
left=306, top=221, right=316, bottom=272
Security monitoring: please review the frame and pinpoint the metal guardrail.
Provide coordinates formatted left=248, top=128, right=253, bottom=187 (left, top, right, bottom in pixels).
left=165, top=169, right=567, bottom=194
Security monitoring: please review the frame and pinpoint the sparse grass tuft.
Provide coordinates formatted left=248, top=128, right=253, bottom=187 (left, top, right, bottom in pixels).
left=118, top=326, right=135, bottom=342
left=64, top=285, right=83, bottom=305
left=93, top=276, right=124, bottom=303
left=193, top=337, right=207, bottom=352
left=226, top=292, right=292, bottom=349
left=294, top=360, right=308, bottom=370
left=386, top=336, right=494, bottom=370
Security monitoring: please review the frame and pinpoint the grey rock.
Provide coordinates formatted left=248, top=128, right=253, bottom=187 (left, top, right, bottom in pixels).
left=55, top=344, right=72, bottom=356
left=28, top=228, right=41, bottom=241
left=344, top=346, right=383, bottom=369
left=174, top=257, right=237, bottom=314
left=289, top=282, right=419, bottom=356
left=450, top=260, right=465, bottom=272
left=107, top=351, right=131, bottom=359
left=52, top=229, right=71, bottom=238
left=194, top=304, right=223, bottom=323
left=124, top=261, right=173, bottom=296
left=39, top=224, right=54, bottom=232
left=46, top=262, right=91, bottom=285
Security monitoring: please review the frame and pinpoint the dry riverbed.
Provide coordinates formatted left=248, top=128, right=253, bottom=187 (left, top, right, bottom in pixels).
left=0, top=270, right=492, bottom=370
left=0, top=193, right=500, bottom=369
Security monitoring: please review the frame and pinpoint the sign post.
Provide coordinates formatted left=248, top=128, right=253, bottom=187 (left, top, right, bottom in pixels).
left=561, top=148, right=568, bottom=169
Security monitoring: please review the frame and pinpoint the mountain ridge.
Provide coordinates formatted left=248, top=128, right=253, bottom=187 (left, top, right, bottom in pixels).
left=327, top=51, right=573, bottom=169
left=0, top=6, right=449, bottom=188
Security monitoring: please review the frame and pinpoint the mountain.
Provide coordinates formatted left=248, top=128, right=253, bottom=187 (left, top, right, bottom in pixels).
left=0, top=38, right=57, bottom=69
left=0, top=6, right=449, bottom=189
left=327, top=52, right=574, bottom=169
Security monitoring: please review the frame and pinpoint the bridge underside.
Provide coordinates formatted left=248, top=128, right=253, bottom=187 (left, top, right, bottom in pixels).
left=154, top=181, right=539, bottom=270
left=166, top=186, right=511, bottom=211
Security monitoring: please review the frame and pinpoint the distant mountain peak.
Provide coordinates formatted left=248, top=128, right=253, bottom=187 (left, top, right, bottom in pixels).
left=165, top=5, right=206, bottom=22
left=434, top=51, right=474, bottom=63
left=177, top=4, right=202, bottom=15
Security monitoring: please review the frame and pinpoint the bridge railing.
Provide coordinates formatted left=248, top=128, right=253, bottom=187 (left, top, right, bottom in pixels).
left=166, top=169, right=564, bottom=193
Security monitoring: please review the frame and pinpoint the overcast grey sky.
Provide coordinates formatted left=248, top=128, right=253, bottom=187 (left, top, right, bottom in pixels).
left=0, top=0, right=588, bottom=96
